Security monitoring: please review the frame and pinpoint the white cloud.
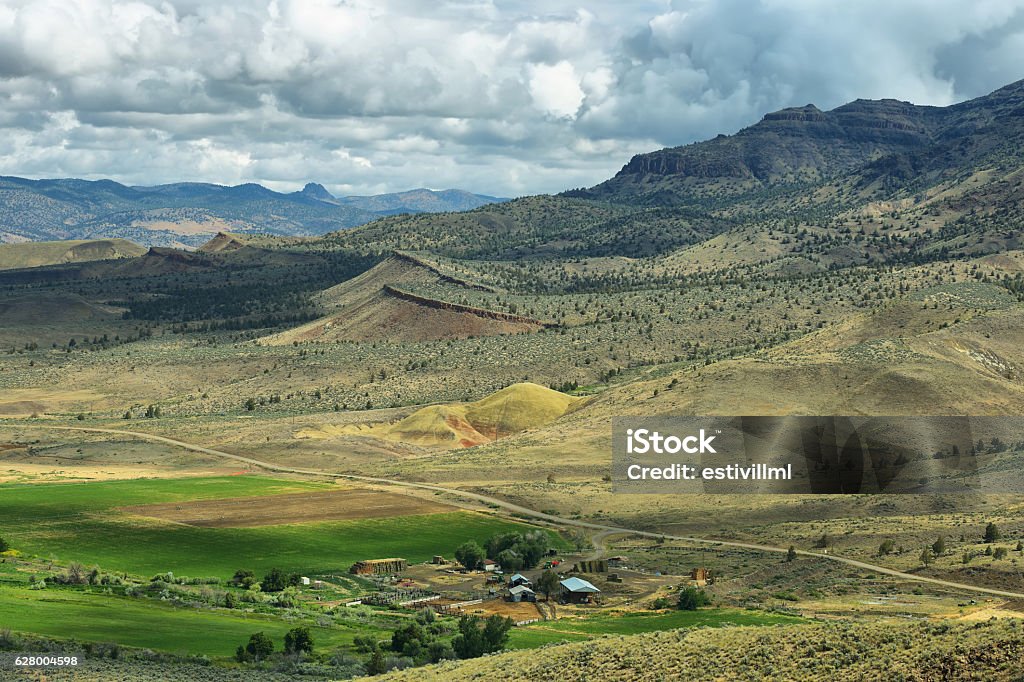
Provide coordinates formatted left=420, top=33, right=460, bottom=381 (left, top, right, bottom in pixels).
left=0, top=0, right=1022, bottom=197
left=528, top=61, right=585, bottom=119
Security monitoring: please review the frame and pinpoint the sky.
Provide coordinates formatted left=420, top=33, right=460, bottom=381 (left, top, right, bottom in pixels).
left=1, top=0, right=1023, bottom=198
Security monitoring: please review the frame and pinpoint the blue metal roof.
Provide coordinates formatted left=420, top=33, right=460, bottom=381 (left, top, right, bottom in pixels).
left=560, top=577, right=600, bottom=592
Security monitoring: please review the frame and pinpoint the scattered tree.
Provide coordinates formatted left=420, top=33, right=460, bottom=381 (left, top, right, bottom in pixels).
left=261, top=567, right=298, bottom=592
left=536, top=570, right=560, bottom=599
left=678, top=586, right=711, bottom=611
left=366, top=649, right=387, bottom=675
left=786, top=545, right=797, bottom=562
left=451, top=615, right=512, bottom=659
left=984, top=522, right=1001, bottom=543
left=237, top=632, right=273, bottom=662
left=284, top=627, right=313, bottom=655
left=454, top=541, right=486, bottom=570
left=568, top=529, right=589, bottom=553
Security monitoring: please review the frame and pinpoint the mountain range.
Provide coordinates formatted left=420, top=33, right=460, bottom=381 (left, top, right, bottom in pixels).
left=3, top=78, right=1024, bottom=682
left=0, top=177, right=505, bottom=247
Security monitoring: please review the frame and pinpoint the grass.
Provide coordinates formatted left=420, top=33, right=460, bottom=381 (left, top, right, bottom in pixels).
left=0, top=476, right=331, bottom=521
left=507, top=607, right=805, bottom=648
left=0, top=585, right=383, bottom=657
left=0, top=476, right=563, bottom=578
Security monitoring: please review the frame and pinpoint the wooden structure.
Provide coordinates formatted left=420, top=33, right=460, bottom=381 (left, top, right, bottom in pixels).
left=508, top=573, right=532, bottom=588
left=507, top=585, right=537, bottom=603
left=559, top=576, right=600, bottom=604
left=349, top=558, right=407, bottom=575
left=573, top=559, right=607, bottom=573
left=690, top=567, right=714, bottom=586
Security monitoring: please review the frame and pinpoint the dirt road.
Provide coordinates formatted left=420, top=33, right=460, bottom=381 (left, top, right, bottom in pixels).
left=8, top=424, right=1024, bottom=600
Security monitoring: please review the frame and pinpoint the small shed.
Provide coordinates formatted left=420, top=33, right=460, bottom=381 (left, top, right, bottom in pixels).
left=509, top=573, right=532, bottom=588
left=690, top=567, right=712, bottom=586
left=559, top=576, right=600, bottom=604
left=300, top=576, right=311, bottom=586
left=507, top=584, right=537, bottom=603
left=483, top=559, right=499, bottom=572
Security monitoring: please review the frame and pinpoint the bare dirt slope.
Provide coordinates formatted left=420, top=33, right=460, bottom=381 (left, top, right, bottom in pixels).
left=262, top=254, right=545, bottom=344
left=121, top=487, right=456, bottom=527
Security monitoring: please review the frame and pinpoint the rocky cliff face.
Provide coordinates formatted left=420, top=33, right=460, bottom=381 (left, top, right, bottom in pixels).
left=577, top=80, right=1023, bottom=201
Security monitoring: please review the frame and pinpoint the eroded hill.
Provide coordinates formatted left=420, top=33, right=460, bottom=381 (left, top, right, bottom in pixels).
left=261, top=253, right=550, bottom=344
left=298, top=382, right=580, bottom=448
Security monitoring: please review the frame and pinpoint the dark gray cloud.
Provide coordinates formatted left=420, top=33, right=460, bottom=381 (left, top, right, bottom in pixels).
left=0, top=0, right=1021, bottom=196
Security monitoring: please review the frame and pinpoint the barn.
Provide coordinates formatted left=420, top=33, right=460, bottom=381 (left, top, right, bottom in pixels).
left=559, top=576, right=600, bottom=604
left=507, top=584, right=537, bottom=603
left=509, top=573, right=532, bottom=588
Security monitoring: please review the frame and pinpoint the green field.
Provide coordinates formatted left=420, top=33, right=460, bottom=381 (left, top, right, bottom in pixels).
left=508, top=608, right=806, bottom=648
left=0, top=586, right=388, bottom=657
left=0, top=476, right=563, bottom=578
left=0, top=476, right=332, bottom=519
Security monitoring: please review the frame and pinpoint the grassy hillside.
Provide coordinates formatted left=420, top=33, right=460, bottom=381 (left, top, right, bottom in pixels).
left=379, top=619, right=1024, bottom=681
left=0, top=238, right=146, bottom=270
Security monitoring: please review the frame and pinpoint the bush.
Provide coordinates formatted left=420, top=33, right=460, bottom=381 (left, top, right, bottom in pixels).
left=237, top=632, right=273, bottom=662
left=678, top=587, right=711, bottom=611
left=261, top=567, right=299, bottom=592
left=426, top=641, right=455, bottom=663
left=231, top=569, right=257, bottom=589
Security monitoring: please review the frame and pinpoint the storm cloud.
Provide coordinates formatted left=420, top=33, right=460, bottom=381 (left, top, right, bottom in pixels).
left=0, top=0, right=1022, bottom=196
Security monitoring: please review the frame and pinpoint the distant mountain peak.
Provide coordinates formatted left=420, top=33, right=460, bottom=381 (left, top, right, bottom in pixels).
left=300, top=182, right=337, bottom=202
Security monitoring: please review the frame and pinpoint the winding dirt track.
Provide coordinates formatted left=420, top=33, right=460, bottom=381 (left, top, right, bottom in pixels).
left=9, top=424, right=1024, bottom=600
